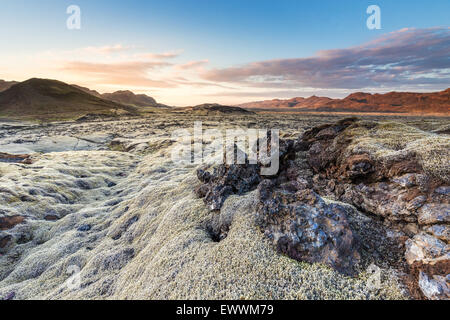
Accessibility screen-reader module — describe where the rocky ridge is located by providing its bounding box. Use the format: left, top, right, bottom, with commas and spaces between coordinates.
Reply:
195, 118, 449, 299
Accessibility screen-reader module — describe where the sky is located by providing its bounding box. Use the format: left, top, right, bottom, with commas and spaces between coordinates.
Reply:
0, 0, 449, 106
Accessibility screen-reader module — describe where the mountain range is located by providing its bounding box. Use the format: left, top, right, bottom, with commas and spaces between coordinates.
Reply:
0, 78, 448, 121
72, 85, 169, 108
0, 79, 140, 121
238, 89, 450, 115
0, 78, 167, 121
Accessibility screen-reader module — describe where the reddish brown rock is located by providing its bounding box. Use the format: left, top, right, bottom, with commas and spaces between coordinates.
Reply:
0, 152, 33, 164
44, 215, 60, 221
239, 88, 450, 115
256, 183, 360, 276
0, 215, 25, 230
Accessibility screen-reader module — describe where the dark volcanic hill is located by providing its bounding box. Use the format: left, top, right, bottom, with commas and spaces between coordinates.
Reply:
72, 86, 169, 109
238, 89, 450, 115
102, 90, 168, 108
0, 80, 19, 92
0, 78, 138, 121
178, 103, 255, 115
70, 84, 103, 98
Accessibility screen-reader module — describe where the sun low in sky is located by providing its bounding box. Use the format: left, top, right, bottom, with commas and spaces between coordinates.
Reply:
0, 0, 449, 106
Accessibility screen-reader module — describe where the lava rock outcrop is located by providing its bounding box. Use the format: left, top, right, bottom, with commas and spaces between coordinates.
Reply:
195, 135, 361, 276
195, 117, 449, 299
256, 180, 360, 275
296, 118, 449, 299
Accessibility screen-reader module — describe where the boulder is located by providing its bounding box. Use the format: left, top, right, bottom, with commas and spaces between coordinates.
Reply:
195, 140, 360, 275
256, 183, 360, 275
418, 272, 450, 300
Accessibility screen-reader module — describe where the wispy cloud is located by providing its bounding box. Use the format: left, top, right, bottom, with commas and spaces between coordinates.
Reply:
202, 27, 450, 90
53, 47, 189, 89
82, 44, 133, 54
61, 60, 175, 88
175, 59, 209, 70
136, 51, 182, 60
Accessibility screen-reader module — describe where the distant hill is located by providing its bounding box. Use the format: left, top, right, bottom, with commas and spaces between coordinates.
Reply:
103, 90, 155, 107
323, 89, 450, 114
0, 78, 139, 121
177, 103, 255, 115
0, 80, 19, 92
240, 96, 332, 109
72, 85, 169, 109
238, 89, 450, 115
102, 90, 170, 109
70, 84, 103, 98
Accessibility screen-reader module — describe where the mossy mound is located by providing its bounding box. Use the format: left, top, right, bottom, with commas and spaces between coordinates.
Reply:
0, 144, 407, 300
341, 120, 450, 183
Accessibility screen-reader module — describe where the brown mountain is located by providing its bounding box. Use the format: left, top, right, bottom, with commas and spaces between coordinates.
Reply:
0, 80, 19, 92
70, 84, 103, 98
0, 78, 138, 121
102, 90, 168, 108
72, 86, 169, 109
322, 89, 450, 114
239, 89, 450, 115
240, 96, 332, 109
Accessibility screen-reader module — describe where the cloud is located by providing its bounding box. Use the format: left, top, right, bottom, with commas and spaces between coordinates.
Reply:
205, 89, 346, 98
136, 51, 182, 60
175, 59, 209, 70
172, 79, 233, 89
83, 44, 132, 54
202, 27, 450, 90
61, 60, 175, 88
76, 45, 181, 60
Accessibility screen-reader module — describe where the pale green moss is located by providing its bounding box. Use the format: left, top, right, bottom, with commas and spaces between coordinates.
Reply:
342, 121, 450, 183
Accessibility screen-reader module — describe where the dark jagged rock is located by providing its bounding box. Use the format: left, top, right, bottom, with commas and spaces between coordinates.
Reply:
195, 136, 296, 211
195, 163, 261, 211
77, 224, 92, 232
256, 183, 360, 275
195, 139, 360, 275
195, 117, 449, 298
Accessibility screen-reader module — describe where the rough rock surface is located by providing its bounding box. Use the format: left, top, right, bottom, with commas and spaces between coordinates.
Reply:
295, 118, 449, 299
195, 138, 361, 276
195, 117, 449, 298
0, 153, 32, 164
2, 113, 446, 300
195, 162, 261, 211
256, 182, 360, 275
